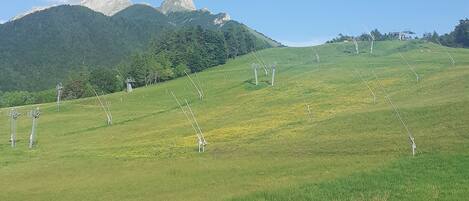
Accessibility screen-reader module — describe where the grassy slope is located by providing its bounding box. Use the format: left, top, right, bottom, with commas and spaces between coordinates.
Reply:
0, 41, 468, 201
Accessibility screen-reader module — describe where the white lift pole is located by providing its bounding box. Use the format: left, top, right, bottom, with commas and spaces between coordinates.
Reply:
126, 78, 135, 93
184, 100, 207, 152
369, 33, 375, 54
398, 53, 420, 82
271, 63, 277, 86
436, 39, 456, 66
92, 89, 112, 125
56, 83, 63, 112
353, 37, 359, 55
194, 72, 205, 98
374, 71, 417, 156
253, 51, 269, 76
171, 91, 207, 153
313, 48, 320, 63
185, 71, 204, 100
9, 108, 21, 148
355, 70, 377, 104
28, 107, 41, 149
252, 63, 259, 86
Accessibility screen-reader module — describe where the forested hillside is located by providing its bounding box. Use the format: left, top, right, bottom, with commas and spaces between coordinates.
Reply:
0, 4, 280, 93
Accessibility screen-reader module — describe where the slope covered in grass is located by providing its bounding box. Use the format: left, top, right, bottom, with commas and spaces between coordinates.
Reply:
0, 41, 468, 201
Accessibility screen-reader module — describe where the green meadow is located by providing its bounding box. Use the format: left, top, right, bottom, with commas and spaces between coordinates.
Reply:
0, 41, 468, 201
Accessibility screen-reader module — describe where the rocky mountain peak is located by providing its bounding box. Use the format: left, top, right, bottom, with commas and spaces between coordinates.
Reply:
160, 0, 196, 14
81, 0, 132, 16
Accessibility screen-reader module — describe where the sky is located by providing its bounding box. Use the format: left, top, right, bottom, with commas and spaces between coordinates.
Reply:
1, 0, 468, 46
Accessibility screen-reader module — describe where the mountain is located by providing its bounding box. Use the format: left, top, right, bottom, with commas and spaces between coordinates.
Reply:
81, 0, 132, 16
160, 0, 196, 14
11, 6, 51, 21
10, 0, 133, 21
0, 4, 281, 92
11, 0, 196, 21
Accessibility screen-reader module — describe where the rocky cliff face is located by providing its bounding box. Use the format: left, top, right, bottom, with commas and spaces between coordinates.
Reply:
11, 0, 132, 20
81, 0, 132, 16
160, 0, 196, 14
11, 0, 198, 21
214, 13, 231, 26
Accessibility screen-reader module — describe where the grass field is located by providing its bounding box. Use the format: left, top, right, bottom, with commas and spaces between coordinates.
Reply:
0, 41, 468, 201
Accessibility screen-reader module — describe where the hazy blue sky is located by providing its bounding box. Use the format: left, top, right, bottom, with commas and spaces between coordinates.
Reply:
1, 0, 468, 46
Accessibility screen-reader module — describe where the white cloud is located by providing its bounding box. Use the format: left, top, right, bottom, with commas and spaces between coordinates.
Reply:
0, 19, 5, 24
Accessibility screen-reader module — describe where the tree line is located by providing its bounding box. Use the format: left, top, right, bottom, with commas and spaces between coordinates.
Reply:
326, 29, 416, 43
327, 18, 469, 48
0, 25, 268, 107
422, 19, 469, 48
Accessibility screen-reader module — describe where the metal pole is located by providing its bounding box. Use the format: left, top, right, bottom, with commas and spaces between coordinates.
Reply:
170, 91, 205, 152
184, 99, 207, 152
253, 51, 268, 76
436, 39, 456, 66
373, 71, 417, 156
184, 71, 203, 100
355, 70, 377, 104
127, 82, 132, 93
11, 114, 16, 148
353, 38, 359, 54
194, 72, 205, 97
9, 108, 20, 148
253, 64, 258, 85
410, 137, 416, 156
29, 116, 36, 149
92, 89, 112, 125
398, 53, 420, 82
29, 107, 40, 149
271, 64, 276, 86
56, 83, 63, 112
369, 32, 375, 54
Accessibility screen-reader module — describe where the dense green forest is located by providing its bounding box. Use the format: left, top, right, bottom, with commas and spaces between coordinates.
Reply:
0, 4, 279, 107
0, 25, 272, 107
0, 4, 279, 93
327, 18, 469, 48
422, 19, 469, 47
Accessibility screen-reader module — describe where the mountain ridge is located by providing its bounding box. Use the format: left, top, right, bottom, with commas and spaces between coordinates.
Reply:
0, 4, 281, 92
10, 0, 200, 21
